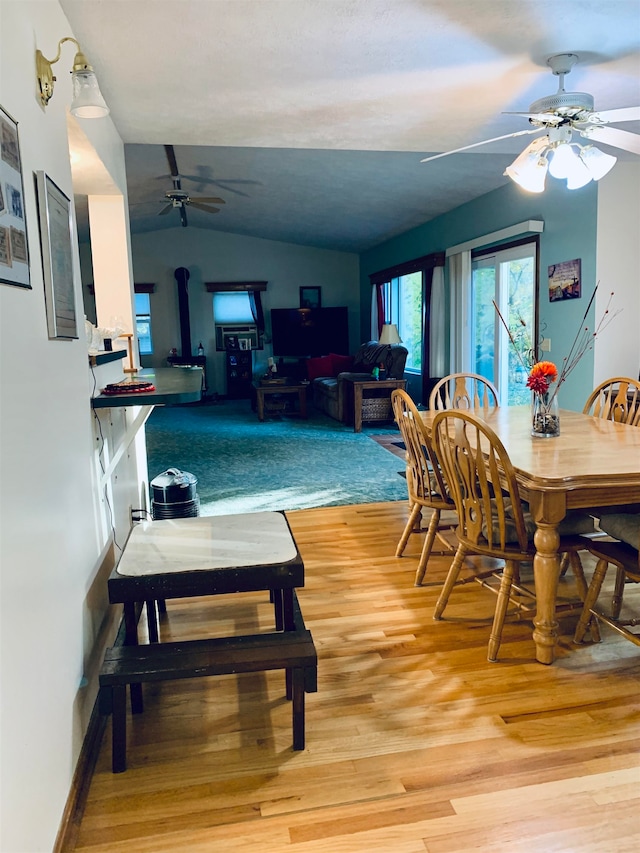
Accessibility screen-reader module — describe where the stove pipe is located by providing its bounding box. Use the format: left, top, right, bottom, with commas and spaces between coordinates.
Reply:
174, 267, 192, 357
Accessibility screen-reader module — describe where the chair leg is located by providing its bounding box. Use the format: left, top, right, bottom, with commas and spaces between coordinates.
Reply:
488, 561, 515, 662
433, 546, 467, 619
567, 552, 601, 643
414, 509, 441, 586
574, 558, 609, 644
396, 502, 423, 557
611, 567, 626, 619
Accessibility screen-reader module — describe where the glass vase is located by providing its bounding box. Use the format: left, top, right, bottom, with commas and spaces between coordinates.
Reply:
531, 389, 560, 437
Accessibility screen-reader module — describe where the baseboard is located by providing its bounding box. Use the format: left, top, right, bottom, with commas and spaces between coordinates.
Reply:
53, 615, 128, 852
52, 698, 107, 853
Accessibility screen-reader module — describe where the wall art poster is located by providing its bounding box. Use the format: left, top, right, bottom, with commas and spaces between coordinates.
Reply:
548, 258, 581, 302
0, 105, 30, 287
35, 171, 78, 339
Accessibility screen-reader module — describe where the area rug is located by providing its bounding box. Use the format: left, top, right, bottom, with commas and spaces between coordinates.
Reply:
145, 400, 407, 516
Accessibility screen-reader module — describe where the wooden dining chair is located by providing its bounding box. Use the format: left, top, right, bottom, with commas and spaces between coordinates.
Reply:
431, 409, 594, 661
429, 373, 499, 412
574, 514, 640, 647
583, 376, 640, 426
391, 390, 456, 585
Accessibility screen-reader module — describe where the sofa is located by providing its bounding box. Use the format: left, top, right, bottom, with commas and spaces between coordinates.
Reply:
307, 342, 408, 422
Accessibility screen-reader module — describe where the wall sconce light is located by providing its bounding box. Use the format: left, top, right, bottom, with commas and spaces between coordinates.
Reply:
36, 37, 109, 118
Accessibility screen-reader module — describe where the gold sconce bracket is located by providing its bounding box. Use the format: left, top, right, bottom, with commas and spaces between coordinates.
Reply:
36, 36, 108, 117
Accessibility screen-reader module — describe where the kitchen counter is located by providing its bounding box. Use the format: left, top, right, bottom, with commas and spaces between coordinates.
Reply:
91, 367, 203, 408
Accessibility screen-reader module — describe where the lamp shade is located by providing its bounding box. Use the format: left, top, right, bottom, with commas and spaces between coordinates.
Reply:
504, 136, 549, 193
378, 323, 402, 345
579, 146, 617, 181
70, 70, 109, 118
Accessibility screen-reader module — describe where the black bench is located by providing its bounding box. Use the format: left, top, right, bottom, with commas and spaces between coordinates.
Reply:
99, 629, 317, 772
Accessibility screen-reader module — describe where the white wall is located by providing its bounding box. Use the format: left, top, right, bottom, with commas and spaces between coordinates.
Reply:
129, 227, 360, 393
0, 3, 141, 850
594, 161, 640, 383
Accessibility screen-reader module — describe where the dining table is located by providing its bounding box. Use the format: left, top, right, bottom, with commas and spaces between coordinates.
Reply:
420, 405, 640, 663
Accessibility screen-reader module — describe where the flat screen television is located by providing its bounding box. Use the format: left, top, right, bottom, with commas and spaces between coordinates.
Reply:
270, 307, 349, 357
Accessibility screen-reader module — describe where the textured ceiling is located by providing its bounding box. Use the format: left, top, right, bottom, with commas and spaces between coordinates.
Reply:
59, 0, 640, 252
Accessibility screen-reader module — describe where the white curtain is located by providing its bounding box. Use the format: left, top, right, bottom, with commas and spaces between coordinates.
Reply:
429, 265, 446, 377
448, 250, 472, 373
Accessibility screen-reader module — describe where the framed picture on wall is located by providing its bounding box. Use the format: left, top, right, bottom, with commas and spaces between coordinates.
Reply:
35, 171, 78, 339
299, 286, 321, 309
548, 258, 581, 302
0, 105, 30, 288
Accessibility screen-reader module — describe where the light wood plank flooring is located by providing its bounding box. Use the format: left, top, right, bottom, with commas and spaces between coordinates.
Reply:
73, 502, 640, 852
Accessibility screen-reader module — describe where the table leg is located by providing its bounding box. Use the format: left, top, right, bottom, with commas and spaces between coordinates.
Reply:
256, 389, 265, 421
123, 602, 138, 645
282, 588, 295, 631
122, 602, 144, 710
272, 589, 284, 630
146, 600, 159, 642
532, 521, 561, 664
354, 385, 363, 433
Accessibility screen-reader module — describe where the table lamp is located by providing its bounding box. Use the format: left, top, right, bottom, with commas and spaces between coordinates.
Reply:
378, 324, 402, 345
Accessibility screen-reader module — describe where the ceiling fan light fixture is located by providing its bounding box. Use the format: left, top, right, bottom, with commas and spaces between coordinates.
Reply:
579, 145, 617, 181
504, 137, 549, 193
565, 159, 593, 189
548, 142, 581, 179
506, 158, 548, 193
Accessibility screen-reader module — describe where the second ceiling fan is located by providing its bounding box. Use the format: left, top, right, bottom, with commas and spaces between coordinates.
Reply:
160, 144, 225, 227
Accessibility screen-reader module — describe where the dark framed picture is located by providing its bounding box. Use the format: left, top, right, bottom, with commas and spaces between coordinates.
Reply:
0, 105, 30, 288
35, 171, 78, 339
300, 286, 321, 309
548, 258, 581, 302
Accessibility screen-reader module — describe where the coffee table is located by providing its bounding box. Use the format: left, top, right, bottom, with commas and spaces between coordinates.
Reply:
252, 379, 308, 421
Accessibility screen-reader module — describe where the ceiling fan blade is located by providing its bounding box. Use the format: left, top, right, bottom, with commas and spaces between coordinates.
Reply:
164, 144, 180, 178
195, 196, 226, 204
158, 203, 173, 216
583, 126, 640, 155
591, 105, 640, 124
420, 128, 543, 163
189, 201, 221, 214
179, 205, 188, 227
502, 111, 563, 124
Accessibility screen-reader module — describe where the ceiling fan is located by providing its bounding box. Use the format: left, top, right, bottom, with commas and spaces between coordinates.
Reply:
421, 54, 640, 192
159, 145, 226, 226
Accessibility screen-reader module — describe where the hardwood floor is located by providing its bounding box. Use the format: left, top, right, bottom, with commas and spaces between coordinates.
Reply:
73, 502, 640, 852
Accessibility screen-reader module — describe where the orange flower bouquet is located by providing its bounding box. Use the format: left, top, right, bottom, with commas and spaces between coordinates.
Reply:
526, 360, 558, 395
493, 285, 617, 437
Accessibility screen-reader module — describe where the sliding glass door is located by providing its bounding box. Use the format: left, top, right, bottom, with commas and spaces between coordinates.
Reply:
471, 241, 537, 405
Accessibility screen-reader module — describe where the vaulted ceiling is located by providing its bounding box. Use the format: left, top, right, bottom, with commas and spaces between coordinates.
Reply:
60, 0, 640, 252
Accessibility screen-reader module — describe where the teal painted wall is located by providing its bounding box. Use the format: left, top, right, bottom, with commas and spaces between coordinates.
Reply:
361, 179, 598, 411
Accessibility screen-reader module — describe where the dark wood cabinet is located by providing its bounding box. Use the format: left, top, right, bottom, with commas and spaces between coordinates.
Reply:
226, 350, 253, 398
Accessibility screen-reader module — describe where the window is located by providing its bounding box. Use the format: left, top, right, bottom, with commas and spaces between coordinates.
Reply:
471, 241, 537, 405
135, 292, 153, 355
386, 272, 423, 373
212, 292, 254, 324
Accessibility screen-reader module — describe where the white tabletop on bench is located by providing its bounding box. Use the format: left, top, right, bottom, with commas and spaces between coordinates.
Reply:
116, 512, 298, 576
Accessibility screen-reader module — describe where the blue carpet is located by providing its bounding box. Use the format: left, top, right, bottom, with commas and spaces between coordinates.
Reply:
145, 400, 407, 516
